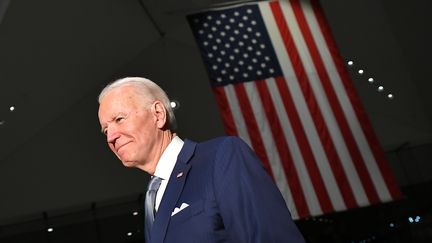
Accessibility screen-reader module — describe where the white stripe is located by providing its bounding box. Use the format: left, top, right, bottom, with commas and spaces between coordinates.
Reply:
266, 77, 323, 215
279, 0, 369, 205
260, 2, 347, 212
242, 81, 298, 218
224, 85, 252, 147
300, 0, 392, 201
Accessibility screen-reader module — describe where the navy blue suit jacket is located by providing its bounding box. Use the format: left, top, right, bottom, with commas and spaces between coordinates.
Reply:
149, 136, 305, 243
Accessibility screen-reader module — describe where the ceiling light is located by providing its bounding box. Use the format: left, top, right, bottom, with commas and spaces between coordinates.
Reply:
347, 60, 354, 66
170, 100, 180, 110
9, 106, 15, 111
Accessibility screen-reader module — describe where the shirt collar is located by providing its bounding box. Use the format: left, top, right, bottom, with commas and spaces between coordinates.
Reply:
153, 136, 184, 181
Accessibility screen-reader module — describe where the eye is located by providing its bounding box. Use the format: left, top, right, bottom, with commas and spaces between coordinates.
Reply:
115, 116, 124, 123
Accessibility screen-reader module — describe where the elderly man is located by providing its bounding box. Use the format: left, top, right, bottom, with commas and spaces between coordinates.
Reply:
98, 77, 305, 243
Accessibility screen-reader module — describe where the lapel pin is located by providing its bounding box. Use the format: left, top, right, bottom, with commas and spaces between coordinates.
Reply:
176, 172, 183, 178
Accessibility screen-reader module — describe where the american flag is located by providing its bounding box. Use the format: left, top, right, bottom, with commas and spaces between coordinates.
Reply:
187, 0, 401, 219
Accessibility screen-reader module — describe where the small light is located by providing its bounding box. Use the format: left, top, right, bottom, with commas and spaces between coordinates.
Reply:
47, 227, 54, 232
389, 223, 395, 228
377, 86, 384, 92
170, 100, 180, 110
358, 69, 364, 75
0, 120, 4, 126
387, 94, 394, 99
132, 211, 139, 216
9, 106, 15, 112
347, 60, 354, 66
368, 78, 374, 83
408, 217, 414, 223
127, 232, 133, 237
415, 216, 421, 222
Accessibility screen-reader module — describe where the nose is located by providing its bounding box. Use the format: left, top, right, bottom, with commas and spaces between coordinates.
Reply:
106, 126, 120, 145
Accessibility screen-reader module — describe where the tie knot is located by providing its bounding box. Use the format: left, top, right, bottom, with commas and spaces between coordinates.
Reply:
148, 176, 162, 192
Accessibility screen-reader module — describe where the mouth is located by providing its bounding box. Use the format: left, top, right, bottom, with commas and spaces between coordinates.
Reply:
116, 142, 131, 154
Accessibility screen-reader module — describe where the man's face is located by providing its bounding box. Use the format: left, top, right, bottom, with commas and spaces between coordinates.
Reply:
98, 86, 159, 169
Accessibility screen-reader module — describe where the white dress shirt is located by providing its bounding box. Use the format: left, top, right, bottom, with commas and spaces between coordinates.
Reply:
153, 136, 184, 211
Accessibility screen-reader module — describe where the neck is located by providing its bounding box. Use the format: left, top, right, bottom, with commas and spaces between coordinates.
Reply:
141, 130, 176, 175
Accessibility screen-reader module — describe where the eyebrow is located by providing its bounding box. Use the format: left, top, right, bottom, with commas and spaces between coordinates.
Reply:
100, 112, 128, 134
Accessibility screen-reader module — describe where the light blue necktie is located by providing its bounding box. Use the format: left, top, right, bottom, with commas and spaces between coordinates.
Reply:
145, 176, 162, 243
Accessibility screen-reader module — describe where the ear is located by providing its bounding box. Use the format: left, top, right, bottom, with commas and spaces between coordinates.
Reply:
151, 101, 167, 129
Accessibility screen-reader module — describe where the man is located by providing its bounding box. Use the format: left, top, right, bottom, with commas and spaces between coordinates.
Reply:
98, 77, 305, 243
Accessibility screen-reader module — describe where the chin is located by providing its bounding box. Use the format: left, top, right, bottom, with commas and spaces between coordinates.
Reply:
121, 160, 137, 168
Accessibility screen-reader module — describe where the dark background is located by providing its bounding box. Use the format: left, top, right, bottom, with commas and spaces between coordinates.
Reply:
0, 0, 431, 242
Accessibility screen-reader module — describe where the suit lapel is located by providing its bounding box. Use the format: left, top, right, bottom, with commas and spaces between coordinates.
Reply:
150, 139, 196, 243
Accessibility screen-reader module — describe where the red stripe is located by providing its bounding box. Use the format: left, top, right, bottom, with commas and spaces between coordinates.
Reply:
233, 83, 275, 180
310, 0, 402, 200
290, 0, 381, 204
213, 87, 238, 136
263, 77, 336, 214
270, 1, 358, 209
255, 79, 312, 216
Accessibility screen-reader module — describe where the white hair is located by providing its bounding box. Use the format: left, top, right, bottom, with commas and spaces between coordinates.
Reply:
98, 77, 177, 131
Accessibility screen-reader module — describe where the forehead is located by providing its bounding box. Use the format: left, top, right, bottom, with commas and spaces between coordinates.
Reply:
98, 86, 142, 115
